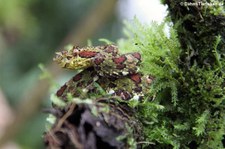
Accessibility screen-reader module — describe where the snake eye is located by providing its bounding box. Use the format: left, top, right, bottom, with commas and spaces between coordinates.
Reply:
73, 48, 80, 56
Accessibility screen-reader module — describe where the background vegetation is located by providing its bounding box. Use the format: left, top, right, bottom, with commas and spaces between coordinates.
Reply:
0, 0, 120, 148
0, 0, 224, 148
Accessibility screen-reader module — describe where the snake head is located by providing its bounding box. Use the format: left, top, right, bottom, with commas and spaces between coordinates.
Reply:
53, 46, 95, 70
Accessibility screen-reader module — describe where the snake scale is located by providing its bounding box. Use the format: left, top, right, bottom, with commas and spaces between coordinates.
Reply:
53, 45, 153, 102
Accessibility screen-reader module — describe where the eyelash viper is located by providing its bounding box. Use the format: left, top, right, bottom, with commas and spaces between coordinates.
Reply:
53, 45, 153, 101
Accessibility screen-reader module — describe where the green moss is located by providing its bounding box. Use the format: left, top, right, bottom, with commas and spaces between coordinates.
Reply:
118, 10, 225, 148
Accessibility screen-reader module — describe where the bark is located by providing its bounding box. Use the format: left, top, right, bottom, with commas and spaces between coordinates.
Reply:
44, 98, 142, 149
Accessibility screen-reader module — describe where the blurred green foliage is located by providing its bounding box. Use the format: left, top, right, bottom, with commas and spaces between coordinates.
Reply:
0, 0, 122, 105
0, 0, 121, 148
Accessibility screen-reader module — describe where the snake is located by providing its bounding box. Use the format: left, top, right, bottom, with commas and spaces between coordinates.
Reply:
53, 45, 153, 102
